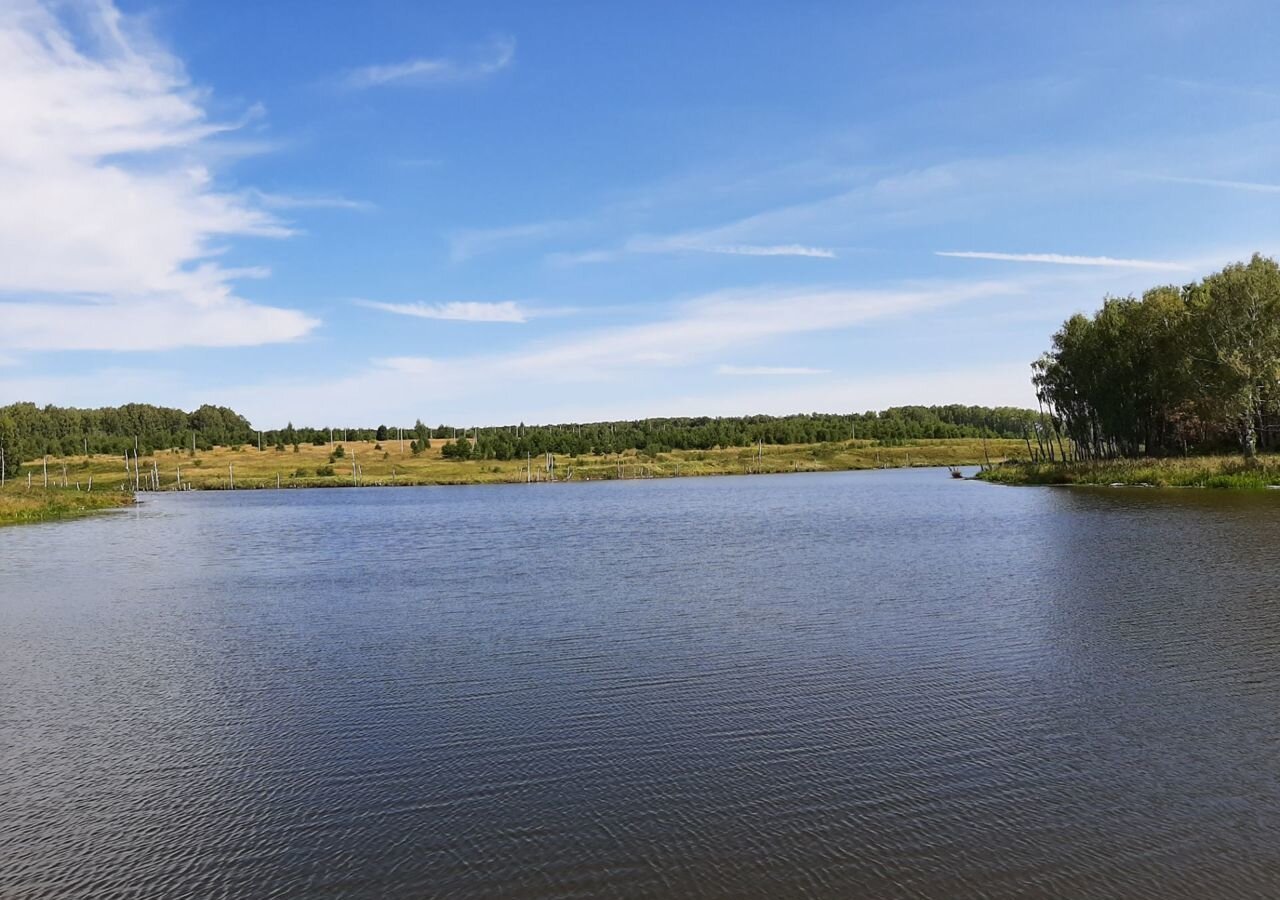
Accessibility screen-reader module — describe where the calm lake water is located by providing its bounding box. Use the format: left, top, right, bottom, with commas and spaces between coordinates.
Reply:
2, 469, 1278, 898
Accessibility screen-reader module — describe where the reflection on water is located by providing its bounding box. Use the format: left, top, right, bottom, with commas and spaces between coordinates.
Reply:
2, 470, 1278, 898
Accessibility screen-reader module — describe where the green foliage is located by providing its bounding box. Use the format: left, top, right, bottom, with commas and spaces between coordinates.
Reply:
414, 419, 430, 448
441, 437, 473, 460
333, 444, 345, 459
1034, 254, 1280, 460
981, 456, 1280, 489
315, 465, 335, 477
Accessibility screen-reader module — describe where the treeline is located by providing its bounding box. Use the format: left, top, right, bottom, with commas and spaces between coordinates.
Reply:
0, 403, 253, 476
0, 402, 1038, 476
1034, 253, 1280, 460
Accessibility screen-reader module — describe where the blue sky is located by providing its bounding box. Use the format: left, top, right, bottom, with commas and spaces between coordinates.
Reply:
3, 1, 1280, 427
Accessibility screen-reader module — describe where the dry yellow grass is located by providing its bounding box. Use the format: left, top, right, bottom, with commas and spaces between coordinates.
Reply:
29, 437, 1028, 492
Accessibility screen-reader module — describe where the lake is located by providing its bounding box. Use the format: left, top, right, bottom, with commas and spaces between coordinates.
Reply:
2, 469, 1278, 898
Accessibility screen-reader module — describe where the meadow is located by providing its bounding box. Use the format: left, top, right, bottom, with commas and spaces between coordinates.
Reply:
24, 437, 1027, 493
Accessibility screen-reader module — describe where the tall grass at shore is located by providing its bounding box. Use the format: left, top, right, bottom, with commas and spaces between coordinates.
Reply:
978, 456, 1280, 489
0, 485, 134, 526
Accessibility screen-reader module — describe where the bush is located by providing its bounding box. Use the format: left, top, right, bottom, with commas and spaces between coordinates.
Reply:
333, 444, 345, 459
316, 465, 335, 477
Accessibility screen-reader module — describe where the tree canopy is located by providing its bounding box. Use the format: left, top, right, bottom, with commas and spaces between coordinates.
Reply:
1033, 254, 1280, 459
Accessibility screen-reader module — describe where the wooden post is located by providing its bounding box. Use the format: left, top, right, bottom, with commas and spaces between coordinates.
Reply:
229, 463, 234, 490
43, 455, 47, 488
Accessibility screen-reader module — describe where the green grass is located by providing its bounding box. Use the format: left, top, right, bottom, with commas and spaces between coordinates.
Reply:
977, 455, 1280, 489
22, 437, 1028, 493
0, 484, 135, 526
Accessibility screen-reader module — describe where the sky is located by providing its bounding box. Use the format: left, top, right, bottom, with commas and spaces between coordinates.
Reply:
3, 0, 1280, 428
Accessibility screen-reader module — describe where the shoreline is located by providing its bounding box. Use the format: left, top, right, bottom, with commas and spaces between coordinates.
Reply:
977, 457, 1280, 490
0, 487, 135, 527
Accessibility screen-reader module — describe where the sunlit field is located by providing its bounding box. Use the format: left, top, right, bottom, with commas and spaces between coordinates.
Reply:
25, 437, 1028, 492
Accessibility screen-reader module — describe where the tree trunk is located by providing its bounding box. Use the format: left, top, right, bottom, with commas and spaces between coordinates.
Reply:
1242, 415, 1258, 460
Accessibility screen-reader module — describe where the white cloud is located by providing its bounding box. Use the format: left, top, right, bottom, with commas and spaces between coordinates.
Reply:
343, 37, 515, 89
1145, 174, 1280, 194
0, 0, 317, 352
716, 365, 829, 376
450, 220, 576, 261
247, 190, 374, 211
546, 249, 621, 266
935, 251, 1190, 271
550, 236, 837, 266
358, 300, 528, 323
206, 276, 1030, 426
699, 244, 836, 258
498, 280, 1019, 380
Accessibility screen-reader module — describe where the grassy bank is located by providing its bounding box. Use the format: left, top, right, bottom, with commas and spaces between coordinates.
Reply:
24, 437, 1026, 492
0, 485, 135, 527
978, 456, 1280, 489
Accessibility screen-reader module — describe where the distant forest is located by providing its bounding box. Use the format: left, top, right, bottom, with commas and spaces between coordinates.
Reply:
0, 402, 1039, 475
1035, 254, 1280, 460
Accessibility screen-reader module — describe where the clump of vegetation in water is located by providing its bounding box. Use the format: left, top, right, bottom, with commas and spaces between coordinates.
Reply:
0, 486, 133, 527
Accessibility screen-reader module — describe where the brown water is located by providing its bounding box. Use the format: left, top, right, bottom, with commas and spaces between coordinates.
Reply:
2, 469, 1278, 898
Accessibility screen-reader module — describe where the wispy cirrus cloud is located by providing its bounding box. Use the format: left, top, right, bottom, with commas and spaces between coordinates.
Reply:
358, 300, 528, 323
212, 277, 1034, 426
342, 36, 515, 89
247, 189, 374, 211
0, 0, 318, 352
450, 219, 578, 261
628, 236, 836, 259
699, 244, 836, 258
935, 251, 1190, 271
1144, 173, 1280, 194
716, 365, 829, 376
551, 235, 837, 266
